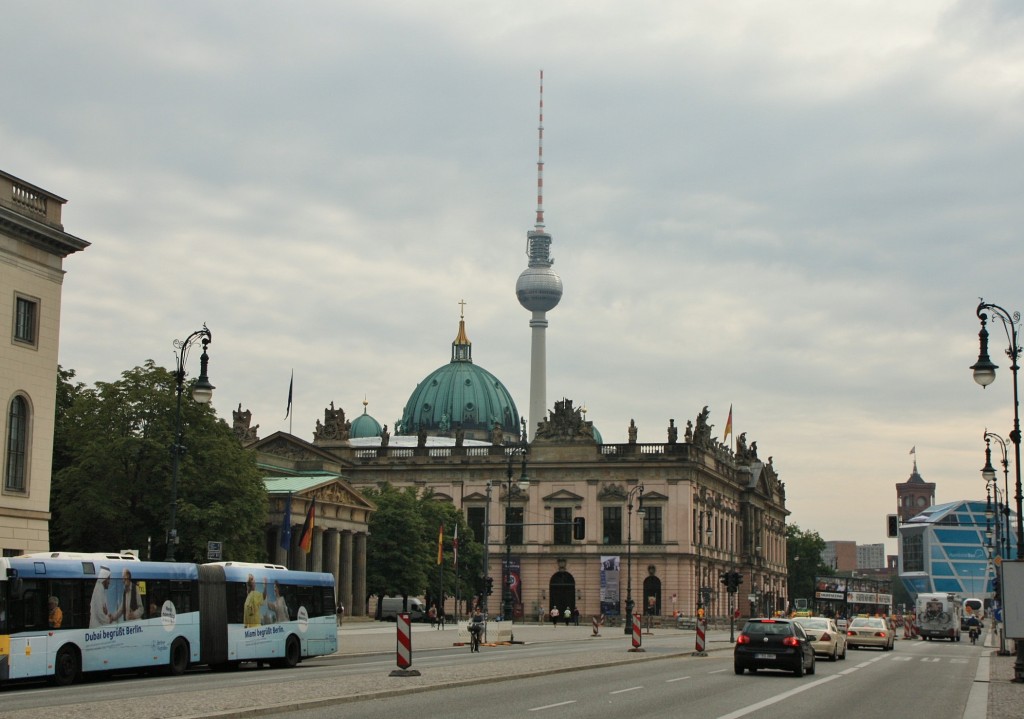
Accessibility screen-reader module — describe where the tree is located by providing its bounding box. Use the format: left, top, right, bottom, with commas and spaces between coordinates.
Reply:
363, 483, 484, 618
51, 361, 268, 562
786, 524, 829, 606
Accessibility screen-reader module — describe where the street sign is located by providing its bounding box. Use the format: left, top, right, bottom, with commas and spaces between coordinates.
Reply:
207, 541, 223, 561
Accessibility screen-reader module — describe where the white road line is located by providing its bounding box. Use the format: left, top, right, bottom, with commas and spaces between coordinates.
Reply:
530, 701, 577, 711
665, 676, 691, 683
708, 669, 728, 674
716, 675, 841, 719
610, 686, 644, 695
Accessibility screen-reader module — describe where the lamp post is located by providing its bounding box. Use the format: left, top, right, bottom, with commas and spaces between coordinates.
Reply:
624, 484, 645, 634
695, 506, 712, 613
166, 325, 214, 562
502, 441, 529, 624
983, 431, 1014, 560
971, 299, 1023, 681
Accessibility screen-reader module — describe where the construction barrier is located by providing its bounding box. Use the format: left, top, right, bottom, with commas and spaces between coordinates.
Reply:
693, 617, 707, 656
630, 612, 643, 650
592, 614, 604, 637
396, 612, 412, 668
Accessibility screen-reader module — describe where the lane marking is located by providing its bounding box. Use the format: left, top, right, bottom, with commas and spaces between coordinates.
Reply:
666, 676, 691, 683
716, 675, 841, 719
610, 686, 644, 695
708, 669, 728, 674
530, 701, 577, 711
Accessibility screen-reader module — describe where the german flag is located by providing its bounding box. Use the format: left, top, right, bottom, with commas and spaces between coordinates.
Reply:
298, 500, 316, 553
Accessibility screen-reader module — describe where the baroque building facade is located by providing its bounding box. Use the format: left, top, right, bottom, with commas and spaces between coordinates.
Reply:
242, 318, 790, 622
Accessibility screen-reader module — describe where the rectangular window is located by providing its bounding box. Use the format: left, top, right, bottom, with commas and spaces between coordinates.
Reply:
505, 506, 524, 545
553, 507, 572, 544
603, 506, 622, 544
467, 507, 486, 543
642, 506, 663, 545
902, 532, 924, 572
13, 295, 39, 346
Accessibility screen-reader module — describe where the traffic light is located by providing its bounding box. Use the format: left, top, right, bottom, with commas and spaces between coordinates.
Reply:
573, 516, 586, 540
720, 571, 730, 587
728, 571, 743, 592
887, 514, 899, 538
486, 577, 494, 595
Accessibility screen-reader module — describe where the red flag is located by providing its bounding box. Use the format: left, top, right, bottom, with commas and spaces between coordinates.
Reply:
298, 499, 316, 553
723, 404, 733, 441
436, 523, 444, 565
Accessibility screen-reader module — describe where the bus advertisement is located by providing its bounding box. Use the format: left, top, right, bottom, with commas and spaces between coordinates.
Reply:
0, 553, 338, 687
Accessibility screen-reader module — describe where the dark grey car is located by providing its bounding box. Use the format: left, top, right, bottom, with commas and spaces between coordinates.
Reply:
734, 618, 816, 676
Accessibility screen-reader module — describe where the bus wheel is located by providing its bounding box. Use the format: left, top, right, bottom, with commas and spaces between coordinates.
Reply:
169, 638, 190, 676
283, 636, 300, 668
51, 645, 80, 686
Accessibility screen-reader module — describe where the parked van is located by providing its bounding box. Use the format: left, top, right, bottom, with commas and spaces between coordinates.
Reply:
915, 592, 962, 641
379, 596, 427, 621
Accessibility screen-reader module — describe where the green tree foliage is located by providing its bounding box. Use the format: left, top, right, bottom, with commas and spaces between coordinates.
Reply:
363, 483, 483, 616
786, 524, 829, 604
51, 361, 268, 562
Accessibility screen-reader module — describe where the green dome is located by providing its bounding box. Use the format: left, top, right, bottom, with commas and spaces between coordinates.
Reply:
350, 401, 383, 439
399, 316, 520, 441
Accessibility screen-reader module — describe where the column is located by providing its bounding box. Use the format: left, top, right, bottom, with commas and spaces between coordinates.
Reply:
353, 532, 367, 617
311, 527, 324, 572
289, 524, 304, 570
323, 528, 340, 592
273, 525, 288, 566
340, 530, 354, 617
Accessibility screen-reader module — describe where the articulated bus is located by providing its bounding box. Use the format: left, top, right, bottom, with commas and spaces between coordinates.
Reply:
0, 553, 338, 686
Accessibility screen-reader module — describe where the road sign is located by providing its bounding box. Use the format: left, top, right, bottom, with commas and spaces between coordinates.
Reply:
207, 541, 223, 561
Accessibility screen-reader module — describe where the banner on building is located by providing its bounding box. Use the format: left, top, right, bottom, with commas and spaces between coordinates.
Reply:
601, 555, 621, 616
502, 556, 522, 619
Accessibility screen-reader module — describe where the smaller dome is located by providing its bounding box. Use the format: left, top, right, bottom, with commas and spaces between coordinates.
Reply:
349, 400, 383, 439
591, 424, 603, 444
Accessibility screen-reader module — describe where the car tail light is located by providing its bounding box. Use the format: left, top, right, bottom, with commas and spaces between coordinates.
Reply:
782, 636, 800, 647
819, 632, 832, 641
737, 634, 751, 645
875, 631, 887, 637
847, 630, 856, 636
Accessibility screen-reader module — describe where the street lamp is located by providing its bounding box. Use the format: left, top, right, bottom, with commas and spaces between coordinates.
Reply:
983, 431, 1013, 559
624, 484, 645, 634
695, 505, 712, 612
971, 299, 1023, 681
166, 325, 214, 562
503, 441, 529, 624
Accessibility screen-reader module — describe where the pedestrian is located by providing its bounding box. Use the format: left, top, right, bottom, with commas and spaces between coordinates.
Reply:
428, 604, 437, 628
550, 606, 559, 626
572, 607, 580, 626
564, 607, 571, 625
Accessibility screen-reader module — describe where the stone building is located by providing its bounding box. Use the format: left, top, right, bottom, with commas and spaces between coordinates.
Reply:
243, 316, 790, 622
0, 171, 88, 555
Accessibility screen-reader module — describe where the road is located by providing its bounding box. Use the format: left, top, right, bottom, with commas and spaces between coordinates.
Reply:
0, 623, 991, 719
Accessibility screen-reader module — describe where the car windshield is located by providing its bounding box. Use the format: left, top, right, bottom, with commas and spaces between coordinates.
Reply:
850, 618, 883, 627
745, 621, 792, 636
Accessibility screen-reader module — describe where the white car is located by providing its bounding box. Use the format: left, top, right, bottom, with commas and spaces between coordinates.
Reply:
795, 617, 848, 661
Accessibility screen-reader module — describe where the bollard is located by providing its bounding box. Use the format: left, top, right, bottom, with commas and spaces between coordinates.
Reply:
389, 612, 421, 676
629, 612, 645, 652
692, 617, 707, 656
592, 614, 603, 637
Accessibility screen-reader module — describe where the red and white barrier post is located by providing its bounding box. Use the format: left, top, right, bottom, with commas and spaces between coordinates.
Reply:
692, 617, 708, 656
629, 612, 645, 652
592, 614, 604, 637
389, 612, 421, 676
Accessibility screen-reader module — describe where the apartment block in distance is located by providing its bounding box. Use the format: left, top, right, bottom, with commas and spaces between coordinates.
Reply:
0, 170, 88, 555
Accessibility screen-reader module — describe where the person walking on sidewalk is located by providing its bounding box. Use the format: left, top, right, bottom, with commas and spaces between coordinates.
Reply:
551, 606, 559, 626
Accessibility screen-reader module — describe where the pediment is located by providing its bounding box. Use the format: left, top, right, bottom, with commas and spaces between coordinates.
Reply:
463, 491, 490, 503
639, 490, 669, 503
542, 489, 585, 503
253, 431, 346, 466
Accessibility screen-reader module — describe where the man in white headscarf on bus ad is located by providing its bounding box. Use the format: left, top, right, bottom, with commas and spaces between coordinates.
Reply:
90, 566, 114, 628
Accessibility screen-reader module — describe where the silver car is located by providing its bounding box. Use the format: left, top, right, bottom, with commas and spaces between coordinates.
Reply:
795, 617, 847, 661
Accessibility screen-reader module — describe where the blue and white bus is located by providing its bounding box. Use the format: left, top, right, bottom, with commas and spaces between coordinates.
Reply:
0, 553, 338, 686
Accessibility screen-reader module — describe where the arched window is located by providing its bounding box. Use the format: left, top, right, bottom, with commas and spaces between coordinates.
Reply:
5, 395, 29, 492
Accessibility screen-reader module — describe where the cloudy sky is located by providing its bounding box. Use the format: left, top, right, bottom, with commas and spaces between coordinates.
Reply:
4, 1, 1023, 552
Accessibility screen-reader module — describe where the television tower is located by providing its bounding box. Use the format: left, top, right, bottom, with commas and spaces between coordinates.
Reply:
516, 70, 563, 439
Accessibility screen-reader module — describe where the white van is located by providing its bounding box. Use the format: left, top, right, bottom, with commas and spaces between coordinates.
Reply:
379, 596, 427, 621
915, 592, 962, 641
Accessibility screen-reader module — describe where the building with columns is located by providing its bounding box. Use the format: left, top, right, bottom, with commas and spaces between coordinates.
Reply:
238, 317, 790, 623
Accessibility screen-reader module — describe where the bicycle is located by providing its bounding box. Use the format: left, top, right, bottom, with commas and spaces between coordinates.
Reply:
469, 620, 485, 652
969, 625, 979, 645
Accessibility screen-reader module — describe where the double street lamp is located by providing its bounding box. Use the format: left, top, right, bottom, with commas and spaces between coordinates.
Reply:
971, 299, 1023, 680
695, 506, 713, 612
983, 431, 1013, 560
624, 484, 645, 634
503, 441, 529, 623
166, 326, 214, 562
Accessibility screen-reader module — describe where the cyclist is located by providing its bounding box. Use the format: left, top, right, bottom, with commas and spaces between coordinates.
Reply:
966, 613, 981, 645
469, 609, 486, 652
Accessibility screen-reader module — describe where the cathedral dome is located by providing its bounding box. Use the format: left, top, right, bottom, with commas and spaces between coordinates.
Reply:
349, 400, 383, 439
399, 314, 520, 442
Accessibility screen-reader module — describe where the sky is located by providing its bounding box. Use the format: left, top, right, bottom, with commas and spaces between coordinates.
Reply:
4, 1, 1023, 553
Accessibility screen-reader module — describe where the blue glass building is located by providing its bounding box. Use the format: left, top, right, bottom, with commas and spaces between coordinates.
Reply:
898, 499, 1018, 601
